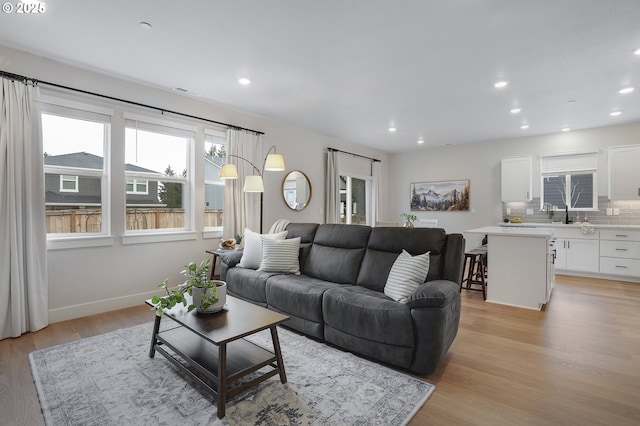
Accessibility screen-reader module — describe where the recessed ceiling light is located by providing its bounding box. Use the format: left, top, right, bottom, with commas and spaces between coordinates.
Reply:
139, 22, 152, 30
510, 107, 521, 114
494, 81, 509, 89
238, 77, 251, 85
388, 126, 397, 132
417, 138, 424, 144
520, 124, 530, 130
561, 127, 571, 132
618, 86, 635, 94
610, 110, 622, 117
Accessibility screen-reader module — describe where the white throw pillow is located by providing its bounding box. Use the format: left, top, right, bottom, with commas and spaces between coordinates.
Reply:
384, 249, 430, 303
238, 229, 288, 269
259, 237, 301, 274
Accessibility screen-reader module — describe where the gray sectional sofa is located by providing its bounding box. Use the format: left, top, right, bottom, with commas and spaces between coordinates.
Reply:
219, 223, 465, 375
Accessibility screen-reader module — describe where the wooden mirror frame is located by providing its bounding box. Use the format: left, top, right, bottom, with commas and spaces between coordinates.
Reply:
282, 170, 312, 211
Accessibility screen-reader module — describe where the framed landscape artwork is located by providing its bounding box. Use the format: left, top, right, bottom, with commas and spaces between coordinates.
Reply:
410, 179, 470, 212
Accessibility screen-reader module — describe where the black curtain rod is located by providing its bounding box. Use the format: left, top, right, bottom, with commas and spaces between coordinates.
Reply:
328, 147, 380, 162
0, 69, 264, 135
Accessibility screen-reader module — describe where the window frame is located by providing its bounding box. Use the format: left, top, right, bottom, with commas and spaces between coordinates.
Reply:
540, 153, 598, 212
39, 94, 226, 248
41, 100, 112, 241
59, 174, 79, 192
123, 114, 195, 235
203, 129, 228, 232
126, 178, 149, 195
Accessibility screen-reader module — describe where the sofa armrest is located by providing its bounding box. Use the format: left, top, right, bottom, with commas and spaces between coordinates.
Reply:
406, 280, 460, 309
218, 250, 243, 268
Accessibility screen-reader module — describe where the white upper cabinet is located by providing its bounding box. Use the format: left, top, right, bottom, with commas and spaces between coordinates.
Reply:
608, 145, 640, 200
501, 156, 532, 202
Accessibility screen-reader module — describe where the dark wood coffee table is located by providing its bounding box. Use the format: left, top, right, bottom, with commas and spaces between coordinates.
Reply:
146, 295, 289, 419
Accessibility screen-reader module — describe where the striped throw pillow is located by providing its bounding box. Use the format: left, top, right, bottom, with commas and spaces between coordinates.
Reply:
384, 249, 430, 303
258, 237, 301, 274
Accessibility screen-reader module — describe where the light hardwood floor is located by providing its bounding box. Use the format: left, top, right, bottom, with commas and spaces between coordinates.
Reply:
1, 275, 639, 425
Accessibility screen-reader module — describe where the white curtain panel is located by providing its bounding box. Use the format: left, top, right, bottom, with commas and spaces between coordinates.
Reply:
324, 150, 340, 224
223, 129, 262, 238
0, 78, 48, 339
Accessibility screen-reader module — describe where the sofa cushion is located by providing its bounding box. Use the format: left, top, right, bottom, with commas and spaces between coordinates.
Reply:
238, 229, 287, 269
285, 223, 319, 243
384, 249, 430, 302
323, 286, 415, 347
357, 227, 446, 292
259, 237, 301, 274
224, 267, 279, 305
265, 274, 344, 324
302, 224, 371, 284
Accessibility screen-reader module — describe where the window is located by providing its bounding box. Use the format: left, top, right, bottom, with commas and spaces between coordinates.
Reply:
340, 175, 369, 225
125, 118, 193, 232
126, 179, 148, 194
59, 175, 78, 192
540, 153, 598, 210
42, 108, 110, 234
204, 130, 227, 229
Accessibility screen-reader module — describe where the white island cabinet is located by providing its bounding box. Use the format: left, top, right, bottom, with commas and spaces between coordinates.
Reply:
466, 226, 555, 311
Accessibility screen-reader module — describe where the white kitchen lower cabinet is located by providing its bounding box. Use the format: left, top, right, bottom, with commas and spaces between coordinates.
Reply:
554, 238, 599, 273
599, 230, 640, 278
552, 227, 600, 274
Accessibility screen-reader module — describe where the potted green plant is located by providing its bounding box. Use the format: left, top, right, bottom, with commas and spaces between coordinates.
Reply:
400, 213, 418, 228
150, 258, 227, 316
234, 233, 243, 250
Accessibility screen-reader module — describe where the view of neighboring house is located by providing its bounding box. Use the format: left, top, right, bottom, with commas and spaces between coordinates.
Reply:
43, 151, 226, 232
44, 152, 164, 209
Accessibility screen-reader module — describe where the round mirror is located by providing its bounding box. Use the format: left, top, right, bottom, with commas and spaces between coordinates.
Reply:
282, 170, 312, 211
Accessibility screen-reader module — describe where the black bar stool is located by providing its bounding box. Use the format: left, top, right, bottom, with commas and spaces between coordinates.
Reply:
461, 247, 488, 300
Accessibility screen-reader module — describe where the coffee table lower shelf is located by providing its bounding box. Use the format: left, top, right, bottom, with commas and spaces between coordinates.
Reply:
151, 325, 284, 418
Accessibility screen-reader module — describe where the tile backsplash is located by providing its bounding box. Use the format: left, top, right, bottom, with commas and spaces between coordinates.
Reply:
503, 197, 640, 225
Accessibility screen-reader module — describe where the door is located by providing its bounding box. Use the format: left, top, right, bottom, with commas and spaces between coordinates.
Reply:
340, 175, 370, 225
565, 239, 599, 272
554, 238, 568, 270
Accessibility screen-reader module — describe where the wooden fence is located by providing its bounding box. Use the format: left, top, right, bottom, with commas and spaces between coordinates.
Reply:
45, 209, 223, 233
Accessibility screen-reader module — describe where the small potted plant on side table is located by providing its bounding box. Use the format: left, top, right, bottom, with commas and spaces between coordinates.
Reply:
151, 258, 227, 316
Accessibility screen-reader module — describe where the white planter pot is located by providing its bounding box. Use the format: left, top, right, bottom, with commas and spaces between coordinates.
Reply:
191, 281, 227, 313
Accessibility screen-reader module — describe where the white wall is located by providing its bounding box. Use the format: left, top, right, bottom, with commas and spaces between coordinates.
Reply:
0, 44, 389, 322
6, 42, 637, 322
389, 121, 640, 249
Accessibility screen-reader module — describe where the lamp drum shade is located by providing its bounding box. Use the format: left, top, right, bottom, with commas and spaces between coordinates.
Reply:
243, 175, 265, 192
220, 163, 239, 179
265, 153, 286, 171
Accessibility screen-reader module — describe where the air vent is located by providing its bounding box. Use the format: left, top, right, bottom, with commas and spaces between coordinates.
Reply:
173, 87, 202, 97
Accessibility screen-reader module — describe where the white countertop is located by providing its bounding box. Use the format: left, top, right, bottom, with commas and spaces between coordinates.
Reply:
466, 226, 555, 238
500, 222, 640, 230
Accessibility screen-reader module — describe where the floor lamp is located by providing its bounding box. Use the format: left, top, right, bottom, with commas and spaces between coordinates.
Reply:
220, 145, 285, 233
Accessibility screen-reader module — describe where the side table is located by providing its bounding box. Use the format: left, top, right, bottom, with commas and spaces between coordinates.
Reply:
206, 249, 240, 280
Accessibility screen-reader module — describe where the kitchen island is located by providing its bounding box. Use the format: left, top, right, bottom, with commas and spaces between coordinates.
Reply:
465, 226, 555, 310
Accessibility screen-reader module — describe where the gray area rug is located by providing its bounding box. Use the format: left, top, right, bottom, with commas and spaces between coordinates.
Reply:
29, 322, 434, 425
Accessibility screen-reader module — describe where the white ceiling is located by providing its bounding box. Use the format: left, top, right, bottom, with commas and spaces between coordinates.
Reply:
1, 0, 640, 153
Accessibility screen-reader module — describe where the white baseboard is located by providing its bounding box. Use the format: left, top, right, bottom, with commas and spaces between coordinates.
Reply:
48, 290, 159, 323
555, 271, 640, 283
